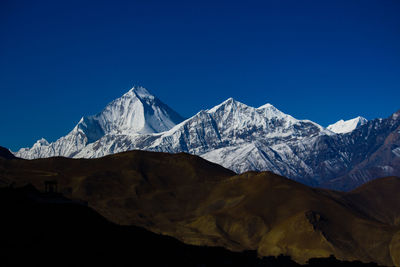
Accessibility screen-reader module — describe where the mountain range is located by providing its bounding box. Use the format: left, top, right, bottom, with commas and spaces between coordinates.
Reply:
15, 86, 400, 191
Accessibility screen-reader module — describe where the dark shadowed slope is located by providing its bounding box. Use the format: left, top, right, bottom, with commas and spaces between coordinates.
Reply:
1, 186, 384, 267
0, 150, 399, 266
0, 146, 16, 159
0, 185, 272, 267
320, 112, 400, 191
345, 177, 400, 226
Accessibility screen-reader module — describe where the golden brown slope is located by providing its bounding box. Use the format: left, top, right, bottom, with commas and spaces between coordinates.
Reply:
345, 176, 400, 226
184, 172, 398, 265
0, 150, 399, 266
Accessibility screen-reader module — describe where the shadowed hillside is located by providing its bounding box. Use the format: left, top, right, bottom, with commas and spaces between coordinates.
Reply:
0, 185, 384, 267
0, 149, 399, 266
0, 185, 267, 267
0, 146, 16, 159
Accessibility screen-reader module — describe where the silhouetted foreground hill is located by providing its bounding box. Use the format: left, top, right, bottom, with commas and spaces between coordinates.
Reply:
1, 150, 399, 265
0, 146, 16, 159
0, 186, 383, 267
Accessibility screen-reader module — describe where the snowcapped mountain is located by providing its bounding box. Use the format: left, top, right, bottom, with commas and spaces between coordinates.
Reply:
327, 116, 368, 134
76, 86, 184, 136
14, 86, 400, 190
16, 87, 184, 159
73, 97, 330, 180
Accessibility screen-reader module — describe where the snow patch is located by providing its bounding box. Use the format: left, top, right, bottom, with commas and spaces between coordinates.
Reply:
327, 116, 367, 134
392, 147, 400, 157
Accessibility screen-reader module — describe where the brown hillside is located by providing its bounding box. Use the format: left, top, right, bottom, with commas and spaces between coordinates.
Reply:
0, 150, 399, 266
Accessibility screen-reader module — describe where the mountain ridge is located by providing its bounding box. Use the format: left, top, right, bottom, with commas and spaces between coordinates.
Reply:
14, 86, 400, 191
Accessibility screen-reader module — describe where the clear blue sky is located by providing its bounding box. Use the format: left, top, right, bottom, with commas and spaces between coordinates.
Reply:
1, 0, 399, 151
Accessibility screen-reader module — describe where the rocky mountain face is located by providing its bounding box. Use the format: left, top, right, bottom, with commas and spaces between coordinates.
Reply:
15, 87, 400, 190
320, 111, 400, 190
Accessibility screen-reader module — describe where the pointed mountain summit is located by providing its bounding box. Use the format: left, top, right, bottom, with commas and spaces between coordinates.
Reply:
207, 98, 293, 122
327, 116, 368, 134
74, 86, 184, 140
16, 86, 184, 159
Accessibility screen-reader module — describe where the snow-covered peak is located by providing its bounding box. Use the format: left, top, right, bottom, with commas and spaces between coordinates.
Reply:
327, 116, 368, 134
77, 86, 184, 137
128, 86, 154, 100
256, 103, 295, 121
257, 103, 283, 116
257, 103, 273, 109
15, 86, 185, 159
34, 138, 49, 147
391, 110, 400, 121
15, 138, 50, 159
204, 98, 325, 129
60, 86, 183, 145
207, 98, 288, 119
207, 98, 248, 114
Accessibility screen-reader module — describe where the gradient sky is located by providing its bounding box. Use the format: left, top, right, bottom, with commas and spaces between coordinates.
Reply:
1, 0, 400, 151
